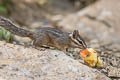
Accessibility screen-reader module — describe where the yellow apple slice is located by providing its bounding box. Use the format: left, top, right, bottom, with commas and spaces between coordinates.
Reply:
80, 48, 103, 68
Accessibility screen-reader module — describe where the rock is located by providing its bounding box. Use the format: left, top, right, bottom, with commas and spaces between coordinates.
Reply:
0, 77, 6, 80
108, 66, 120, 78
89, 39, 100, 48
0, 41, 110, 80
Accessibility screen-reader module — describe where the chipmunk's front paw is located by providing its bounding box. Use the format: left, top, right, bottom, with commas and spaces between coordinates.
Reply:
33, 46, 46, 51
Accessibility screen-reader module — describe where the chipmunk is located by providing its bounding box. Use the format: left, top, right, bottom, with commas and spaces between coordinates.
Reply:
0, 17, 87, 51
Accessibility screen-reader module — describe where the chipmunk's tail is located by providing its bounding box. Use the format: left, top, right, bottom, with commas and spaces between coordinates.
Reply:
0, 17, 34, 39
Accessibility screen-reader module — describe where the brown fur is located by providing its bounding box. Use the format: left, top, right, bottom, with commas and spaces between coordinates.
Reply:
0, 17, 87, 51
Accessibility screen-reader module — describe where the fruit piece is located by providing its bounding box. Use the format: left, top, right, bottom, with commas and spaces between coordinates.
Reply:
96, 57, 103, 68
80, 48, 103, 68
80, 48, 91, 59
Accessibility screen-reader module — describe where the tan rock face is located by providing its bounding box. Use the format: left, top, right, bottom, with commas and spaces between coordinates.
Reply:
0, 41, 110, 80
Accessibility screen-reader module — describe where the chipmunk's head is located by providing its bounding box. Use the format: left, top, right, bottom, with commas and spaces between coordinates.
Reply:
69, 30, 87, 49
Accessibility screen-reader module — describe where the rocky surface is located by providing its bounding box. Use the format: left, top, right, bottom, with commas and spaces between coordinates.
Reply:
0, 0, 120, 80
56, 0, 120, 79
0, 41, 110, 80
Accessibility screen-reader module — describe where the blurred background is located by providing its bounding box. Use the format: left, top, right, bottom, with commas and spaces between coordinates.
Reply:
0, 0, 98, 29
0, 0, 120, 43
0, 0, 120, 79
0, 0, 120, 46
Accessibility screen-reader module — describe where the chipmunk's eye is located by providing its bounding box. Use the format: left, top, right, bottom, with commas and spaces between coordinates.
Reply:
69, 32, 87, 48
69, 33, 81, 45
72, 33, 75, 38
77, 35, 87, 48
79, 40, 87, 48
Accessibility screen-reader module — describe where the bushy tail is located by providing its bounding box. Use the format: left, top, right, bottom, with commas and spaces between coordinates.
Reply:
0, 17, 33, 38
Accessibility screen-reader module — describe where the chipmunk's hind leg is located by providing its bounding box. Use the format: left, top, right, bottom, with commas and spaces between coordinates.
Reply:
32, 35, 49, 51
32, 40, 46, 51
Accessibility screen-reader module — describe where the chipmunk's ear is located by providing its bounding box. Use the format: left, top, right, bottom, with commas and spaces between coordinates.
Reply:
73, 30, 79, 38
